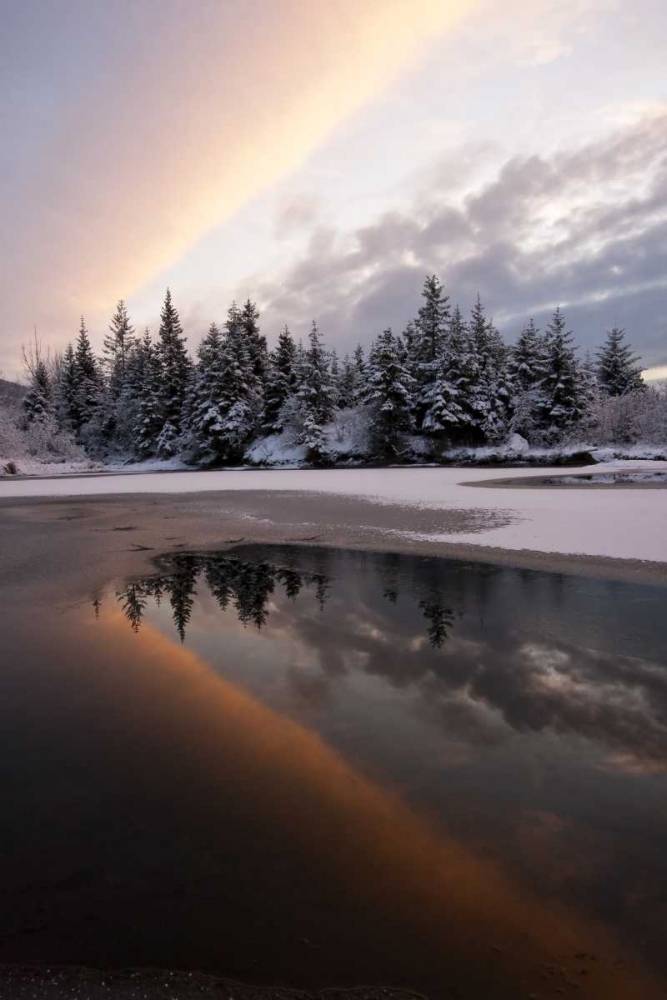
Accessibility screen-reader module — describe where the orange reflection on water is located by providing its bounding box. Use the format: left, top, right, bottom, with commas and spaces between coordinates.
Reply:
66, 605, 666, 998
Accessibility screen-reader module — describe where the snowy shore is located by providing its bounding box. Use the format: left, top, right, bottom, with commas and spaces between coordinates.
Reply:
2, 461, 666, 566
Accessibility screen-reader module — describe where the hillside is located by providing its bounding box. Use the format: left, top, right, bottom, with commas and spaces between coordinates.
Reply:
0, 378, 26, 406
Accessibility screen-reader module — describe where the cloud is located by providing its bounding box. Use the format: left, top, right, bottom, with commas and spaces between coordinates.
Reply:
274, 194, 323, 240
0, 0, 477, 374
254, 111, 667, 364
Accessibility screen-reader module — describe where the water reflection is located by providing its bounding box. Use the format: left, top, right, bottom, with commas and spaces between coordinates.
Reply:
110, 547, 667, 777
114, 550, 456, 647
2, 545, 666, 998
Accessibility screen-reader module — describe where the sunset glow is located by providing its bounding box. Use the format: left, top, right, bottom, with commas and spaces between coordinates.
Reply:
1, 0, 665, 375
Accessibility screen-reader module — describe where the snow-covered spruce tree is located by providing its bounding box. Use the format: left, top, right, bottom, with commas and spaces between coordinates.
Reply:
507, 318, 547, 440
596, 327, 645, 396
218, 302, 264, 456
467, 296, 510, 443
54, 342, 79, 431
294, 321, 336, 459
413, 274, 450, 426
155, 289, 192, 457
277, 338, 307, 436
262, 326, 296, 433
540, 306, 587, 441
485, 321, 512, 442
364, 328, 414, 458
185, 303, 261, 464
240, 298, 268, 387
337, 353, 355, 409
421, 303, 469, 443
23, 357, 52, 423
337, 344, 367, 409
353, 343, 366, 393
73, 317, 103, 434
329, 348, 341, 408
416, 275, 450, 364
185, 323, 230, 462
508, 319, 546, 392
131, 330, 164, 458
104, 300, 136, 400
97, 300, 137, 452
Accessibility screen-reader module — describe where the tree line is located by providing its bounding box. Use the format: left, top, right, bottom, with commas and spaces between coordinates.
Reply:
21, 275, 648, 463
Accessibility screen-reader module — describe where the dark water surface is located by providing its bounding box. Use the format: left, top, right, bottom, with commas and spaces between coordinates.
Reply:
1, 545, 666, 999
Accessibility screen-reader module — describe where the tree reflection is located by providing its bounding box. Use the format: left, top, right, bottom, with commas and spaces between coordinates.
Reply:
113, 550, 455, 648
418, 600, 455, 648
119, 582, 146, 633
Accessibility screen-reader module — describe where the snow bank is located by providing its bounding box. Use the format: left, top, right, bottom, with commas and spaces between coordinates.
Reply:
591, 444, 667, 463
2, 461, 667, 564
0, 457, 99, 477
247, 408, 371, 467
246, 433, 308, 468
105, 456, 192, 473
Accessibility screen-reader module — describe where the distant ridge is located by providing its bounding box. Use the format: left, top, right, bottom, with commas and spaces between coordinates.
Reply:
0, 378, 26, 405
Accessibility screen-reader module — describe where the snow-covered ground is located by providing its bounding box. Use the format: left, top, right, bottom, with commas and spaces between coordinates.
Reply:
2, 461, 667, 564
0, 457, 99, 476
546, 471, 667, 485
0, 456, 191, 477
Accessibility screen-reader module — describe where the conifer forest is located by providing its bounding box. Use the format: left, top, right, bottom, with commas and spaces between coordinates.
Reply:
16, 276, 664, 467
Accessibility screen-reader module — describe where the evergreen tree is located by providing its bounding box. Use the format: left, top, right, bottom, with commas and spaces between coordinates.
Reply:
187, 323, 229, 461
413, 275, 450, 425
155, 289, 192, 456
132, 330, 164, 457
212, 303, 263, 460
240, 298, 268, 385
509, 319, 546, 392
540, 307, 587, 438
338, 353, 356, 409
263, 326, 296, 433
104, 300, 135, 399
73, 316, 102, 431
416, 274, 450, 364
596, 327, 645, 396
507, 319, 547, 440
353, 343, 366, 391
467, 296, 510, 442
296, 321, 335, 455
365, 328, 414, 457
329, 348, 341, 408
95, 301, 136, 449
23, 358, 51, 423
55, 342, 78, 430
422, 304, 469, 440
337, 344, 366, 408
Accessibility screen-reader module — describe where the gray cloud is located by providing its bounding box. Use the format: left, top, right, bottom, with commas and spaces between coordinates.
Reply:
256, 113, 667, 367
274, 194, 323, 240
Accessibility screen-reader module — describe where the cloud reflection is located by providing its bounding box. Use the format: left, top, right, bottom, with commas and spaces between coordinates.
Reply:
113, 547, 667, 774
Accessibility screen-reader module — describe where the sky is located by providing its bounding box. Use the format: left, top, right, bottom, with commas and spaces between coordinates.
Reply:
1, 0, 666, 380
